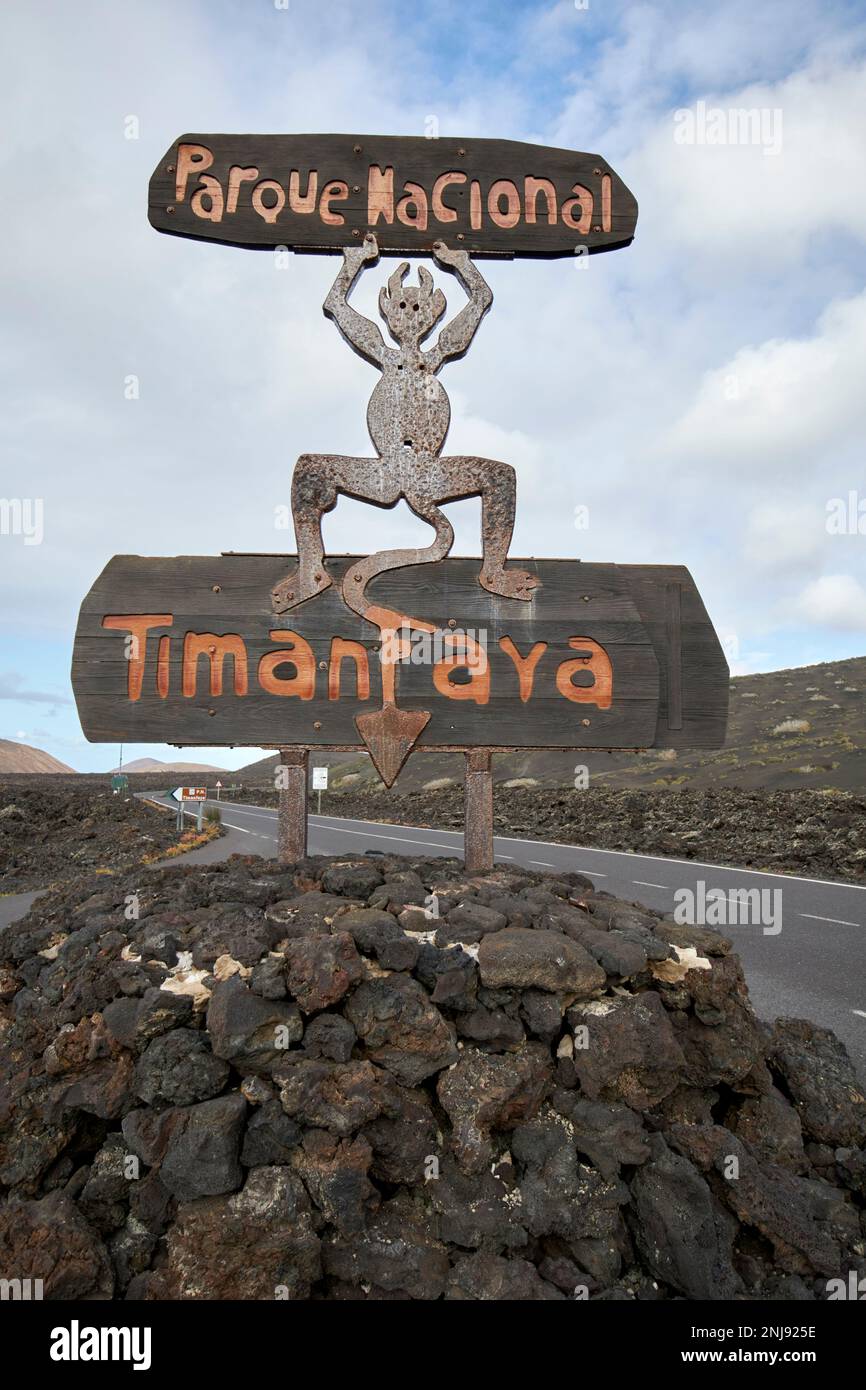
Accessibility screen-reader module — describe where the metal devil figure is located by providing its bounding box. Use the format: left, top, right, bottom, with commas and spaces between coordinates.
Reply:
72, 133, 728, 868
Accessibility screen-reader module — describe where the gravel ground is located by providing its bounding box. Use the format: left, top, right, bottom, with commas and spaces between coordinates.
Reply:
0, 788, 221, 892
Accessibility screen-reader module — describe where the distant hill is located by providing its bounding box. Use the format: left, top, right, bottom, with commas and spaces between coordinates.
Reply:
234, 655, 866, 793
107, 758, 228, 774
0, 739, 76, 775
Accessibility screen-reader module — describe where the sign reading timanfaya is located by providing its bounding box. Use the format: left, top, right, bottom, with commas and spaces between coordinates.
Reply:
148, 134, 638, 256
71, 555, 727, 753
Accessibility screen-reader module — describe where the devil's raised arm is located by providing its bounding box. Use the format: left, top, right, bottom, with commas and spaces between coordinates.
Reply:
323, 235, 386, 367
427, 242, 494, 368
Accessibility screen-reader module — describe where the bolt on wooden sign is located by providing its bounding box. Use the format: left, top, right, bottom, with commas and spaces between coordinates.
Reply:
147, 133, 638, 257
73, 131, 726, 789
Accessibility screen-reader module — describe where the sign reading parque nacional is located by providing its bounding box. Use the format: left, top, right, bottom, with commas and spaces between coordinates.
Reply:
73, 127, 726, 833
148, 133, 639, 256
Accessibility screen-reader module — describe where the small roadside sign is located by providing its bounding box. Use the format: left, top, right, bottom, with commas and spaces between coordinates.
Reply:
215, 780, 223, 801
171, 786, 207, 802
312, 765, 328, 814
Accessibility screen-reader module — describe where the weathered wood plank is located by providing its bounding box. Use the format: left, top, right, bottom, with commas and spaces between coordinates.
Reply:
622, 564, 729, 747
148, 134, 638, 258
72, 556, 726, 750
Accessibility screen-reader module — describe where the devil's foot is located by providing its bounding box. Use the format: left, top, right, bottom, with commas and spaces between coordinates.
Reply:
479, 566, 540, 601
271, 568, 332, 613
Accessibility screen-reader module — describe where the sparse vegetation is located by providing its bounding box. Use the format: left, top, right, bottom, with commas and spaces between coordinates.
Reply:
143, 822, 221, 862
772, 718, 811, 736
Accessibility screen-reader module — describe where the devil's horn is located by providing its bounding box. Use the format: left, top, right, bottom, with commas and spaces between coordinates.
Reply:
387, 262, 409, 296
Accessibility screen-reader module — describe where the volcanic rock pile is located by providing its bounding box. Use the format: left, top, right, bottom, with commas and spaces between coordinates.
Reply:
0, 852, 864, 1300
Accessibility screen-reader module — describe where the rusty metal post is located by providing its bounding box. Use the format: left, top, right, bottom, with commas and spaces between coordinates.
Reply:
464, 748, 493, 873
278, 747, 308, 863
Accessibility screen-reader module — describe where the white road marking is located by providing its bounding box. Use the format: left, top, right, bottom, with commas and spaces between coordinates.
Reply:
853, 1010, 866, 1019
530, 860, 555, 867
633, 880, 669, 890
309, 823, 460, 852
208, 799, 278, 815
304, 813, 865, 891
153, 800, 862, 895
799, 912, 860, 928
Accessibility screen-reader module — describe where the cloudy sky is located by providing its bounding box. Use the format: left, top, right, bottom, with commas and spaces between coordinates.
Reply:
1, 0, 865, 772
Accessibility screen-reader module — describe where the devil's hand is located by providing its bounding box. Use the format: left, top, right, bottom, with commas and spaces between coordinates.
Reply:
342, 232, 379, 274
432, 240, 468, 269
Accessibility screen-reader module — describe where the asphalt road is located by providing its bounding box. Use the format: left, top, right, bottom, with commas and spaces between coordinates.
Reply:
151, 793, 866, 1082
0, 889, 45, 933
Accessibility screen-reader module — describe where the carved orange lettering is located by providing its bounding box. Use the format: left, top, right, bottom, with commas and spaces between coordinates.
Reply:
397, 182, 429, 231
288, 170, 318, 213
226, 166, 259, 214
524, 176, 557, 226
601, 173, 612, 232
102, 615, 172, 702
320, 180, 349, 226
258, 630, 315, 699
433, 634, 490, 705
499, 637, 547, 702
183, 633, 248, 697
431, 172, 466, 223
157, 635, 170, 698
367, 166, 394, 224
561, 183, 593, 234
190, 175, 224, 223
251, 179, 285, 224
470, 179, 482, 230
488, 179, 520, 229
555, 637, 612, 708
175, 144, 213, 202
329, 638, 370, 700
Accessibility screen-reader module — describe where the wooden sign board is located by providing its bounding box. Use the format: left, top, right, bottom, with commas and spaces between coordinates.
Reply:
148, 134, 638, 258
71, 555, 727, 751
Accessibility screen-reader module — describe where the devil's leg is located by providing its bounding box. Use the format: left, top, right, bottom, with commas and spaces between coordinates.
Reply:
419, 456, 540, 601
271, 454, 400, 612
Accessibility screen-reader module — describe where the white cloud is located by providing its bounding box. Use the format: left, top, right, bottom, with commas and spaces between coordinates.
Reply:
661, 288, 866, 480
794, 574, 866, 631
635, 57, 866, 267
742, 503, 826, 576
